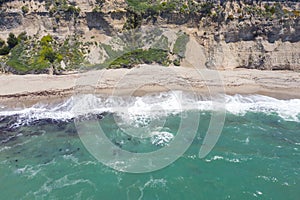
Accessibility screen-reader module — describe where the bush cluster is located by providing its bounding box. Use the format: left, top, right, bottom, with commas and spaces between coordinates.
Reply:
4, 34, 84, 74
0, 33, 25, 55
109, 48, 169, 68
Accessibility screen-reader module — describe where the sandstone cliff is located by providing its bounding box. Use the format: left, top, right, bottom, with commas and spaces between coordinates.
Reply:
0, 0, 299, 73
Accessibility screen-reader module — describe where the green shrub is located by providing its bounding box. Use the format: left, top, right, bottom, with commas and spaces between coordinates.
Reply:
41, 46, 57, 63
123, 12, 143, 30
66, 5, 80, 16
17, 32, 28, 42
45, 1, 51, 10
7, 33, 18, 49
92, 6, 102, 13
0, 38, 5, 47
0, 45, 10, 55
41, 35, 53, 46
173, 58, 180, 66
227, 14, 234, 21
4, 32, 84, 73
21, 5, 29, 14
292, 10, 300, 17
264, 4, 276, 15
58, 37, 84, 69
95, 0, 105, 8
126, 0, 151, 13
6, 44, 29, 72
173, 32, 189, 58
49, 7, 57, 16
55, 14, 61, 22
152, 35, 169, 51
200, 2, 214, 15
109, 48, 169, 68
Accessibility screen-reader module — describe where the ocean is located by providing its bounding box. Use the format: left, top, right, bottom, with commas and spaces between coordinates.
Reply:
0, 92, 299, 199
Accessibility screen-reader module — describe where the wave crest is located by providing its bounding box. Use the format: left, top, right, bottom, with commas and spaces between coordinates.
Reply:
0, 92, 299, 128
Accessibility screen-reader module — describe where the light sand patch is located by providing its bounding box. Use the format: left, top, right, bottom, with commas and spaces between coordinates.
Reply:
0, 64, 299, 106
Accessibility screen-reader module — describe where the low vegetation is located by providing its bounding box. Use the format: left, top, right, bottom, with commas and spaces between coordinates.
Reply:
123, 0, 300, 28
109, 48, 169, 69
123, 0, 214, 29
21, 5, 29, 14
2, 33, 84, 74
97, 27, 189, 69
173, 32, 189, 59
48, 1, 81, 18
0, 33, 24, 56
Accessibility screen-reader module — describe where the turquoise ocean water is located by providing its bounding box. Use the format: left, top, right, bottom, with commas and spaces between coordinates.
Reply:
0, 92, 299, 199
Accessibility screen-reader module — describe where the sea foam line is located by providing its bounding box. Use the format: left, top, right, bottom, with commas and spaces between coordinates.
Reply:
0, 92, 299, 126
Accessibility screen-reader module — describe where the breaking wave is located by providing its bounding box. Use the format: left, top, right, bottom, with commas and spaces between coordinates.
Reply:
0, 91, 299, 128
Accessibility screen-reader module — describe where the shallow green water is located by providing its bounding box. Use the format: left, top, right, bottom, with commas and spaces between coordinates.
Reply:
0, 110, 299, 200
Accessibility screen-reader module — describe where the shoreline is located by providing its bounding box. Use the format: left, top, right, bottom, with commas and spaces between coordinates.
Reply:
0, 65, 299, 107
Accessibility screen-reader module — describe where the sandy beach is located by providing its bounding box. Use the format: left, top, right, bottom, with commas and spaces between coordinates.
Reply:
0, 65, 299, 106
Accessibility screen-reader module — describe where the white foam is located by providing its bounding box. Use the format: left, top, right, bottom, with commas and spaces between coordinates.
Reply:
0, 92, 299, 127
143, 177, 167, 188
205, 155, 224, 162
205, 154, 252, 163
245, 137, 250, 144
225, 94, 300, 121
33, 175, 95, 197
62, 154, 79, 165
15, 165, 42, 179
256, 175, 278, 183
150, 131, 174, 146
0, 146, 11, 152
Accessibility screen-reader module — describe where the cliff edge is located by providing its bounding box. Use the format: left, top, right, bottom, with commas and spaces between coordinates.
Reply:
0, 0, 299, 74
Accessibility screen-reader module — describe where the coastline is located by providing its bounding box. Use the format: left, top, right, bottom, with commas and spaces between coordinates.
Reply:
0, 65, 299, 107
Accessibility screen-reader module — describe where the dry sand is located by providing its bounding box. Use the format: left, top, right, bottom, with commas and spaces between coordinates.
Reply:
0, 65, 299, 106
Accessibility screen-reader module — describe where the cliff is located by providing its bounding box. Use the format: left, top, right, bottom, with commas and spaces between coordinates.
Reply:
0, 0, 299, 74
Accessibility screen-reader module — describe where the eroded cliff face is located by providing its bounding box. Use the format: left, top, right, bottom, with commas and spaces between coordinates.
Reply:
188, 38, 300, 70
0, 0, 299, 72
190, 15, 300, 70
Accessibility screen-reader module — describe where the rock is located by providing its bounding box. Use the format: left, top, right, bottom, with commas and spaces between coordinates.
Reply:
0, 12, 23, 30
60, 60, 66, 70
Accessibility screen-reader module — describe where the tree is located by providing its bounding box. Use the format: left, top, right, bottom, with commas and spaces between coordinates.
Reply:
7, 33, 18, 49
